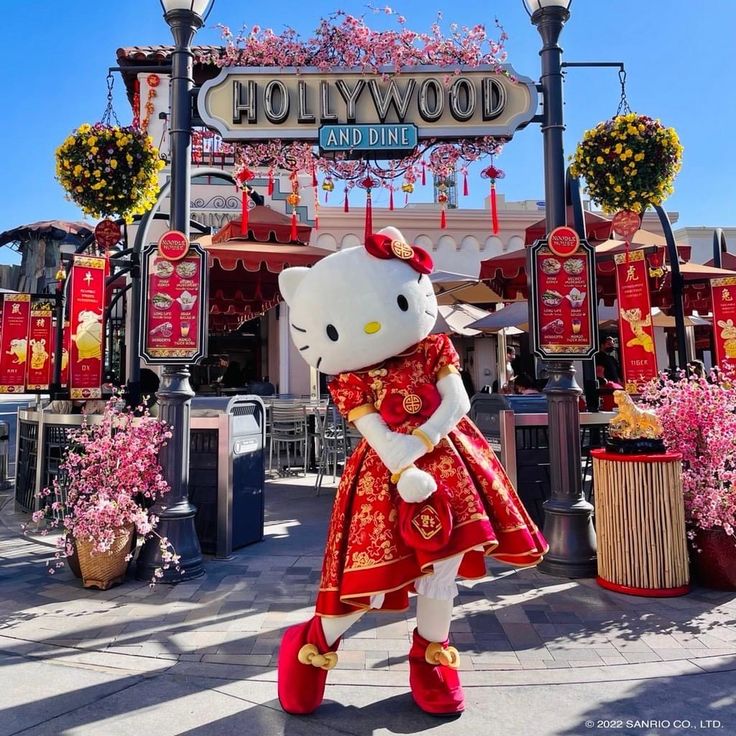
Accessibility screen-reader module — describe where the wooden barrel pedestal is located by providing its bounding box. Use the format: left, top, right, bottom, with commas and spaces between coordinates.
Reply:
591, 449, 689, 597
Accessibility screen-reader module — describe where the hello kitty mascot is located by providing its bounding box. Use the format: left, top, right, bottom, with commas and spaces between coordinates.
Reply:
277, 227, 548, 716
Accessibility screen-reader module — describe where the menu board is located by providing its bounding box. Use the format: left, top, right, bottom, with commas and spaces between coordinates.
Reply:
0, 294, 31, 393
26, 298, 54, 391
710, 277, 736, 368
530, 238, 598, 360
139, 241, 208, 365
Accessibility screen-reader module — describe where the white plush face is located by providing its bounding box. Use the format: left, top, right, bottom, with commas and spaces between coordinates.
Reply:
279, 230, 438, 375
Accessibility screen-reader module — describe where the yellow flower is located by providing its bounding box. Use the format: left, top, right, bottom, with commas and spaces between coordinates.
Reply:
614, 143, 623, 154
110, 159, 118, 169
596, 156, 604, 164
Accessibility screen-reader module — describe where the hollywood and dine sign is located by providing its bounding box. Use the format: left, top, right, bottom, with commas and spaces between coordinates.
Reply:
198, 65, 538, 154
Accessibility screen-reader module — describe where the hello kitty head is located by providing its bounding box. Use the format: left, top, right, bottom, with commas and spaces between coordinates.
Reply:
278, 227, 438, 375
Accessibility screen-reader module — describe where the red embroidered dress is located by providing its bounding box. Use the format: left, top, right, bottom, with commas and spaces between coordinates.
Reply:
316, 334, 548, 617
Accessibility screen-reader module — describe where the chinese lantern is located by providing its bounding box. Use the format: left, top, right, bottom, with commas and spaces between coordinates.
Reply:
436, 182, 449, 229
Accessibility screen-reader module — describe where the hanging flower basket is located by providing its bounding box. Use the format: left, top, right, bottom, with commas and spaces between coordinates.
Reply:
570, 113, 683, 214
55, 123, 165, 222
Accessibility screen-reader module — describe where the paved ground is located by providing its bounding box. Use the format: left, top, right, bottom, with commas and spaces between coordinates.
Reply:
2, 476, 736, 735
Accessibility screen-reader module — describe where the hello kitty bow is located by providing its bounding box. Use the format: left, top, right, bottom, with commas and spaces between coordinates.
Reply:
364, 234, 434, 275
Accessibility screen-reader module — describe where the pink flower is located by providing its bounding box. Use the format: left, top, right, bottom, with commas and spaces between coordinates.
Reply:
643, 369, 736, 539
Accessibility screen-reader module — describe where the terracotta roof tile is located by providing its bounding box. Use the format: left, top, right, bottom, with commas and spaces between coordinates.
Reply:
116, 45, 223, 63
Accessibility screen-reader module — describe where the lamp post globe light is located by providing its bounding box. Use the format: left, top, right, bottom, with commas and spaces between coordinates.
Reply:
135, 0, 215, 582
524, 0, 598, 578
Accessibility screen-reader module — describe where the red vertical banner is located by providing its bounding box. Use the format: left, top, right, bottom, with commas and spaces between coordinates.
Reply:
26, 299, 54, 391
0, 294, 31, 393
51, 321, 71, 388
68, 255, 108, 399
710, 277, 736, 367
615, 249, 658, 393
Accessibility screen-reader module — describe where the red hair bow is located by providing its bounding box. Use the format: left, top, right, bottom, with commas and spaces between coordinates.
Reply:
364, 233, 434, 275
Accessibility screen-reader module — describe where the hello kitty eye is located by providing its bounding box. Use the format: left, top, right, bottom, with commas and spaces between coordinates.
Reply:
326, 324, 339, 341
397, 294, 409, 312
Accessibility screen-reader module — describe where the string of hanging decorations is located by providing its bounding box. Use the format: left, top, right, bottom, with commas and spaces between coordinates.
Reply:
216, 10, 511, 233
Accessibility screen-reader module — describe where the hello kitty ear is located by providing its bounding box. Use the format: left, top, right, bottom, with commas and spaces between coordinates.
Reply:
278, 267, 310, 306
378, 226, 406, 243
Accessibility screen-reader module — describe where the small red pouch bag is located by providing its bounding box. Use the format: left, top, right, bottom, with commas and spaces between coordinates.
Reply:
398, 483, 453, 552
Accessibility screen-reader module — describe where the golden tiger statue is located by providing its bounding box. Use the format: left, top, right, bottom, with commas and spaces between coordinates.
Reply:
609, 390, 663, 440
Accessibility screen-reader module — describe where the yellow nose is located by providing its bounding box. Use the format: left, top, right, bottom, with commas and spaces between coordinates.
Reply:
364, 321, 381, 334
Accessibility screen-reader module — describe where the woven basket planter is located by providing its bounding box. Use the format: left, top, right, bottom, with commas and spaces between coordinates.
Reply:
74, 525, 135, 590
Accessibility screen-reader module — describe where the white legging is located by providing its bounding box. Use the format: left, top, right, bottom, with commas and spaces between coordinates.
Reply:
321, 554, 464, 647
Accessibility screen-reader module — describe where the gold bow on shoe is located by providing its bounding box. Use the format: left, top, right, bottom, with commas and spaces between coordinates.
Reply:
297, 643, 338, 670
425, 642, 461, 669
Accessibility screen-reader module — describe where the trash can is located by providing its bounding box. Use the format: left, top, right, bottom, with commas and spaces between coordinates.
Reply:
470, 394, 549, 528
592, 449, 689, 596
189, 395, 266, 557
0, 420, 9, 490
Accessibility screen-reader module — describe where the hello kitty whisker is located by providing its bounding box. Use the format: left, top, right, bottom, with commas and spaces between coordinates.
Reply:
316, 357, 322, 369
291, 324, 307, 333
298, 345, 310, 351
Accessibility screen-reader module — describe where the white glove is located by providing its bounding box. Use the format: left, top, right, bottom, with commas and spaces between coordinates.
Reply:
418, 372, 470, 446
353, 412, 427, 474
397, 467, 437, 503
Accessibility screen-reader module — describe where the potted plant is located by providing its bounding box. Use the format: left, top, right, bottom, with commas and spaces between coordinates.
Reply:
31, 398, 180, 589
570, 112, 683, 214
55, 122, 164, 222
643, 370, 736, 589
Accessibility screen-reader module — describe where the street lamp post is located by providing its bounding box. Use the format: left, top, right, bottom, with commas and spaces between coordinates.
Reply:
523, 0, 597, 577
136, 0, 214, 582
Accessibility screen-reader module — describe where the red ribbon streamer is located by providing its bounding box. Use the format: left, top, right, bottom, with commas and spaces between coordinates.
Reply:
267, 170, 274, 196
490, 184, 499, 235
389, 187, 394, 211
344, 189, 350, 213
241, 190, 249, 236
421, 161, 427, 186
440, 208, 447, 230
364, 192, 373, 242
463, 170, 469, 197
311, 166, 318, 188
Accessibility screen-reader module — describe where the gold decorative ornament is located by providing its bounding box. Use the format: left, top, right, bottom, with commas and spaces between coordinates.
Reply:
402, 394, 423, 414
425, 642, 461, 668
609, 391, 663, 440
297, 643, 338, 670
391, 240, 414, 260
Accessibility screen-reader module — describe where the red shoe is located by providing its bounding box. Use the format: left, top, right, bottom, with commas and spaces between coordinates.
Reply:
409, 628, 465, 716
277, 616, 339, 715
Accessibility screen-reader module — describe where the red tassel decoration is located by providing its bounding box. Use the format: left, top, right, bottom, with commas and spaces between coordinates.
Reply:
440, 208, 447, 229
490, 183, 499, 235
389, 186, 394, 211
421, 160, 426, 186
267, 169, 274, 196
364, 190, 373, 241
290, 211, 298, 242
241, 189, 249, 236
481, 164, 505, 238
405, 194, 409, 206
344, 188, 350, 213
311, 165, 318, 188
463, 169, 469, 197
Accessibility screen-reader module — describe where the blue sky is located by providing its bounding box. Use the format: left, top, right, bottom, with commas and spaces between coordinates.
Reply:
1, 1, 734, 265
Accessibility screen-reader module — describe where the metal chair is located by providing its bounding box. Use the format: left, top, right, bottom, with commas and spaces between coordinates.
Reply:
315, 403, 348, 494
268, 404, 309, 476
